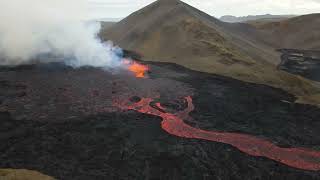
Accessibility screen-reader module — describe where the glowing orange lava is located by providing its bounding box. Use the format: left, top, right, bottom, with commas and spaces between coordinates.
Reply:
122, 59, 149, 78
114, 96, 320, 171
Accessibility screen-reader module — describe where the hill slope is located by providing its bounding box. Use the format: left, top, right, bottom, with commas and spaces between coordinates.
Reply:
101, 0, 320, 105
220, 14, 296, 23
251, 13, 320, 50
0, 169, 55, 180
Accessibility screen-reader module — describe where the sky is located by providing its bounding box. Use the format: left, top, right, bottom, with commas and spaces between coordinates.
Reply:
88, 0, 320, 20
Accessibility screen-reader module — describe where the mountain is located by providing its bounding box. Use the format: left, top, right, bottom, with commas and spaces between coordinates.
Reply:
251, 13, 320, 50
100, 0, 320, 105
220, 14, 296, 23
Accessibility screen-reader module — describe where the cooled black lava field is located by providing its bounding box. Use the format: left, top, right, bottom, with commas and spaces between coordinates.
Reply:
1, 61, 320, 180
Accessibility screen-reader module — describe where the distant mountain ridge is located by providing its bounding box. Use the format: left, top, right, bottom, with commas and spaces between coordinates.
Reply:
220, 14, 296, 23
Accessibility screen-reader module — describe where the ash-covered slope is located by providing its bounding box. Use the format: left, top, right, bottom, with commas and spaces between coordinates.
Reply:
252, 14, 320, 50
101, 0, 320, 105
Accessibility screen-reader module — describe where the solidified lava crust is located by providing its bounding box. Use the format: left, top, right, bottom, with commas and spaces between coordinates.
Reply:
1, 62, 320, 179
114, 96, 320, 171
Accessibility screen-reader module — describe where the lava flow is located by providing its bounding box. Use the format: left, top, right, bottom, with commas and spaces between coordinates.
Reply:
114, 96, 320, 171
122, 59, 149, 78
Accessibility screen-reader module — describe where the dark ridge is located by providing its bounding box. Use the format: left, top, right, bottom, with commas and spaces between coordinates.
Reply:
278, 49, 320, 82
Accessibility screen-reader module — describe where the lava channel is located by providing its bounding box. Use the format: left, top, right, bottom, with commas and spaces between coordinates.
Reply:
113, 96, 320, 171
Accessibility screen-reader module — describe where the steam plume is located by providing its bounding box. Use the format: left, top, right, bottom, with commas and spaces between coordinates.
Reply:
0, 0, 122, 68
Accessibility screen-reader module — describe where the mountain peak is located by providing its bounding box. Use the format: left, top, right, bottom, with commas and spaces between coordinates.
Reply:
157, 0, 180, 3
155, 0, 182, 6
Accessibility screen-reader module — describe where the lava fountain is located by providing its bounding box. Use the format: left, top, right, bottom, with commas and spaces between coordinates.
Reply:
113, 96, 320, 171
122, 59, 149, 78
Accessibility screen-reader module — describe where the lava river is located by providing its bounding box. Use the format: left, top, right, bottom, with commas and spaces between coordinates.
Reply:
114, 96, 320, 171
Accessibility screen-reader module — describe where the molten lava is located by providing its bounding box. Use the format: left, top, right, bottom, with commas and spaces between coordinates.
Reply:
114, 96, 320, 171
122, 59, 149, 78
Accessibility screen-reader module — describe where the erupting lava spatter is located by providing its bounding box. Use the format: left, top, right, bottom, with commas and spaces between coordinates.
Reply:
114, 96, 320, 171
122, 59, 149, 78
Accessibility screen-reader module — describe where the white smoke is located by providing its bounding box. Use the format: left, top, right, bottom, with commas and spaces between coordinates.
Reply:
0, 0, 122, 68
